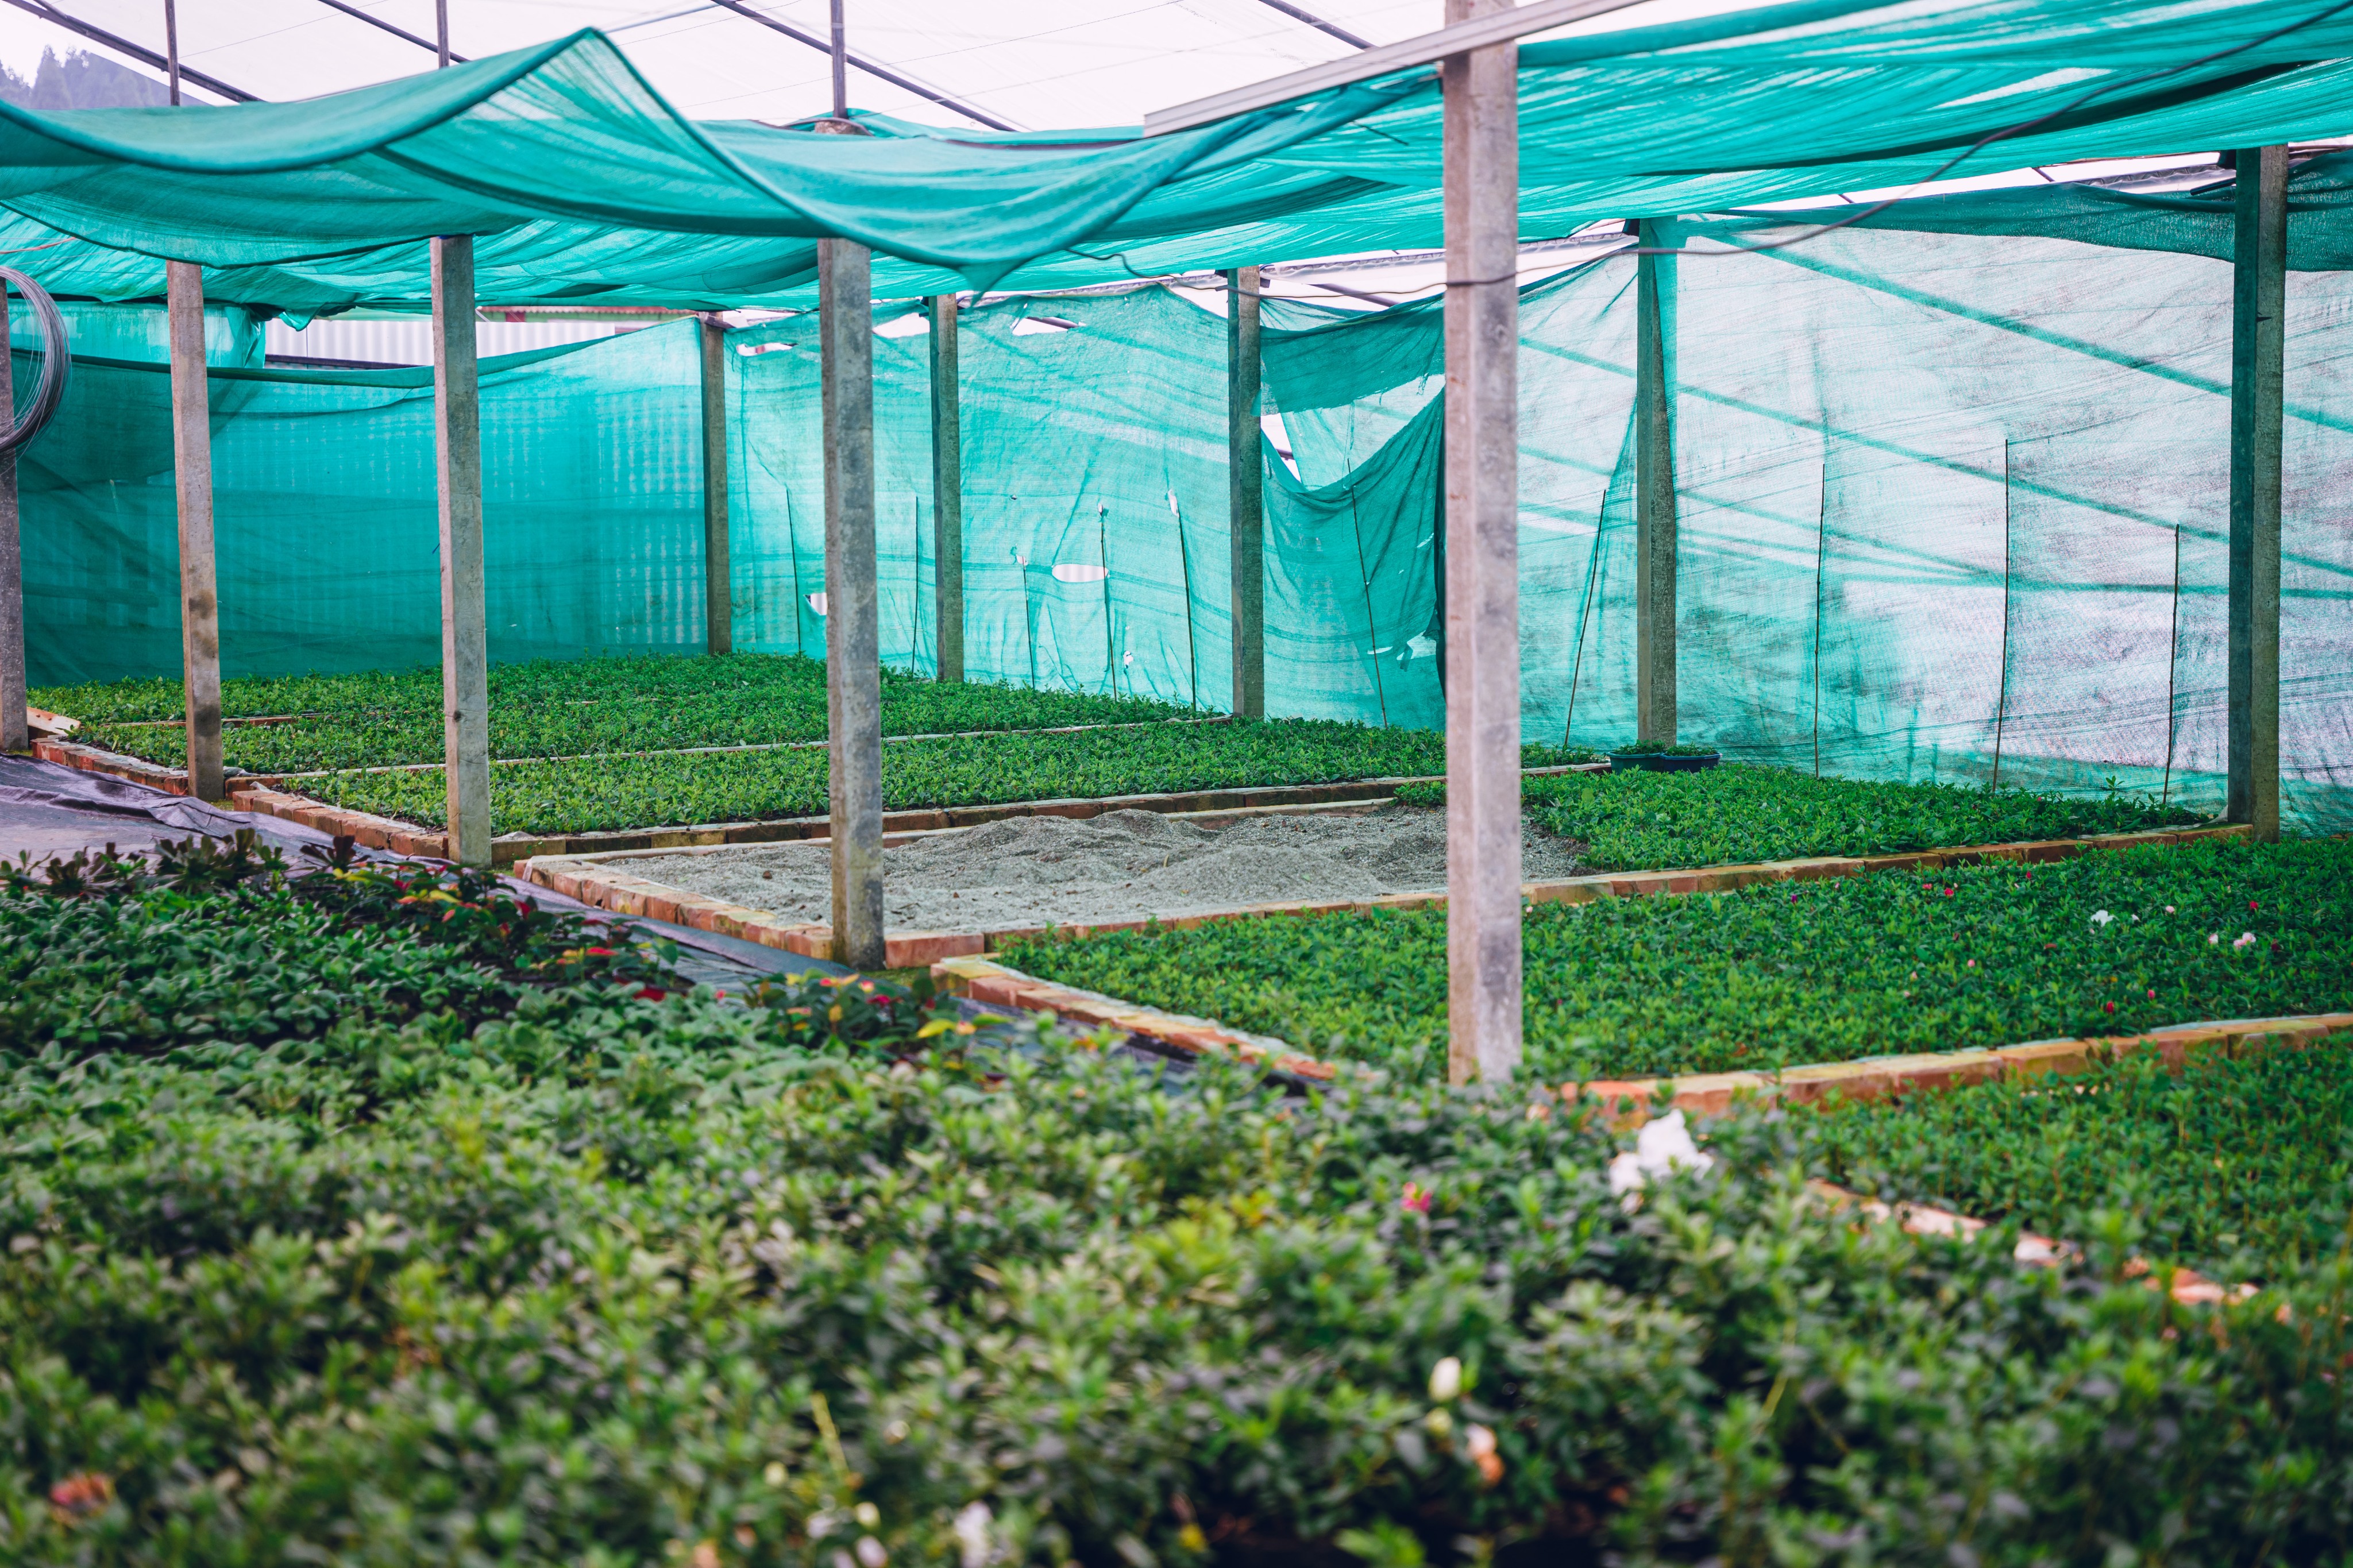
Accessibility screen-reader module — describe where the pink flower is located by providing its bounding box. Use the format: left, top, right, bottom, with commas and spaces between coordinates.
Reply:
1401, 1183, 1432, 1215
2104, 1002, 2116, 1013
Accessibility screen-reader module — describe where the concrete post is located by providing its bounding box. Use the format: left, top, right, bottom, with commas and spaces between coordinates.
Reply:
820, 236, 885, 968
1441, 0, 1521, 1085
1634, 219, 1677, 744
432, 235, 491, 866
167, 261, 224, 801
701, 312, 732, 656
0, 281, 22, 754
929, 292, 965, 682
1226, 266, 1266, 719
2228, 145, 2286, 843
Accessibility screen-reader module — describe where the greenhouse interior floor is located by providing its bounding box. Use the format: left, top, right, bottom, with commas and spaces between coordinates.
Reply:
595, 804, 1590, 933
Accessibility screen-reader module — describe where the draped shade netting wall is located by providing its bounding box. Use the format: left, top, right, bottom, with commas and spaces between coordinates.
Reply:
20, 212, 2353, 833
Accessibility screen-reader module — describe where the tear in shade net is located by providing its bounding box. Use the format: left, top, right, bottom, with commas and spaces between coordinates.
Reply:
20, 196, 2353, 835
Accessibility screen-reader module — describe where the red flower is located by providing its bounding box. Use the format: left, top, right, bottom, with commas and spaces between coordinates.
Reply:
2104, 1001, 2116, 1013
585, 946, 615, 956
637, 986, 667, 1002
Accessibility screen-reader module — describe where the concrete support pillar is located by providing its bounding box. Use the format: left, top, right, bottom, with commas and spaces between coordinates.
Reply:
929, 292, 964, 683
701, 312, 732, 656
820, 237, 885, 968
1226, 265, 1266, 719
1441, 0, 1521, 1085
0, 282, 23, 755
1634, 220, 1677, 744
167, 261, 223, 801
432, 235, 491, 866
2229, 145, 2286, 843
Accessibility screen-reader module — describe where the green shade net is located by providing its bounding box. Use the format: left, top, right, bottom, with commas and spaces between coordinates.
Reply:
722, 287, 1442, 728
26, 325, 707, 685
6, 0, 2353, 314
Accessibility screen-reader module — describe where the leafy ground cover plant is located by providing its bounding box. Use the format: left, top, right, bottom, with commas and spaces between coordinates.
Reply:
1803, 1036, 2353, 1277
1001, 836, 2353, 1082
6, 869, 2353, 1563
313, 720, 1586, 835
49, 655, 1197, 773
0, 836, 958, 1063
1394, 763, 2197, 870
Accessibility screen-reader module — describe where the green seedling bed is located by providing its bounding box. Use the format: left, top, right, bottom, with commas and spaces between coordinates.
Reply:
1395, 762, 2197, 869
308, 717, 1586, 835
1001, 836, 2353, 1083
40, 653, 1199, 773
1805, 1036, 2353, 1276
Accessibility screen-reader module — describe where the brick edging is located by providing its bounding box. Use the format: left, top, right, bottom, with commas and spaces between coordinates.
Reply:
234, 785, 453, 859
1807, 1180, 2247, 1307
931, 953, 1339, 1081
1579, 1010, 2353, 1126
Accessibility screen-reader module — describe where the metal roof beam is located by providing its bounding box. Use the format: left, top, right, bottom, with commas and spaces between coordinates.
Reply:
708, 0, 1022, 133
1145, 0, 1653, 134
313, 0, 469, 63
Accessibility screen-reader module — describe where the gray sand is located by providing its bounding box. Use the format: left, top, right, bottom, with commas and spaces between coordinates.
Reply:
607, 806, 1585, 933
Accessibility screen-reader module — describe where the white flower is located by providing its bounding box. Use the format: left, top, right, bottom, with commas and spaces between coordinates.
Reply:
1428, 1356, 1463, 1402
1607, 1111, 1716, 1208
857, 1536, 888, 1568
2234, 930, 2258, 949
2090, 910, 2113, 928
2209, 933, 2220, 945
1463, 1423, 1498, 1460
2165, 905, 2176, 913
954, 1504, 994, 1568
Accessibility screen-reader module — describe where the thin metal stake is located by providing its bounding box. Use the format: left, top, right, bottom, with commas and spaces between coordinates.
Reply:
1346, 482, 1388, 727
1991, 440, 2012, 793
1811, 455, 1828, 780
830, 0, 848, 120
164, 0, 180, 103
1098, 502, 1116, 695
1172, 495, 1199, 710
435, 0, 449, 67
2161, 523, 2183, 806
1560, 485, 1608, 748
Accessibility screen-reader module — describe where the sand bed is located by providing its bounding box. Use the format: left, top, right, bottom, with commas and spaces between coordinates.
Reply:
604, 806, 1586, 933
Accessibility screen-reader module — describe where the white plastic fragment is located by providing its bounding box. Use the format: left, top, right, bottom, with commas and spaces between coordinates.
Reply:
1608, 1110, 1716, 1208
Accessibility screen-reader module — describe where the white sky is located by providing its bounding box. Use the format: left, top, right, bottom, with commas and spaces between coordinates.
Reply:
0, 0, 1774, 128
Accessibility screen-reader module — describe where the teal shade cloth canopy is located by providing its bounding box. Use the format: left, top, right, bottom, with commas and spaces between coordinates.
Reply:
3, 0, 2353, 311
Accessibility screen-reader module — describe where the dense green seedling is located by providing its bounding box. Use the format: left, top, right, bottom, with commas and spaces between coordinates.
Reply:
54, 654, 1198, 771
1394, 762, 2198, 869
317, 720, 1584, 834
0, 838, 956, 1064
1002, 837, 2353, 1082
1803, 1038, 2353, 1276
7, 881, 2353, 1561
